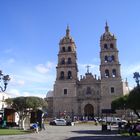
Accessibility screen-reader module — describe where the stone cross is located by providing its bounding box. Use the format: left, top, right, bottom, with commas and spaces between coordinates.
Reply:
86, 65, 90, 73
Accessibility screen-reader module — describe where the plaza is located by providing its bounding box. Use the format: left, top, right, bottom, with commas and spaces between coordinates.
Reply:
0, 124, 139, 140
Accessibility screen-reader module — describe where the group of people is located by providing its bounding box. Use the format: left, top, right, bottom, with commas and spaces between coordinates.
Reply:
125, 121, 140, 136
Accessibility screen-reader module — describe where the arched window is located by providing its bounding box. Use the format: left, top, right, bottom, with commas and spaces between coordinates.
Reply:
67, 71, 72, 79
104, 44, 108, 49
62, 47, 65, 52
105, 69, 109, 77
110, 43, 114, 49
60, 71, 64, 79
111, 55, 115, 61
104, 56, 108, 62
67, 57, 72, 64
61, 58, 65, 64
112, 69, 116, 77
68, 46, 72, 52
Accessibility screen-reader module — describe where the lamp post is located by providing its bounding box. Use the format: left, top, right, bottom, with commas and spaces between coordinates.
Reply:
71, 109, 74, 122
133, 72, 140, 87
0, 70, 10, 92
123, 103, 126, 119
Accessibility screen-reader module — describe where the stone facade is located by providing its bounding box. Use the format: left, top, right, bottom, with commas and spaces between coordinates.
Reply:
47, 23, 129, 119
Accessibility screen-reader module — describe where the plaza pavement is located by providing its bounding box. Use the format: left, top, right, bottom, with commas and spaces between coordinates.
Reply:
0, 124, 139, 140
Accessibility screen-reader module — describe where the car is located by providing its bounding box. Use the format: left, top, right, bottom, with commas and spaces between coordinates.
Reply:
101, 117, 123, 124
49, 119, 72, 126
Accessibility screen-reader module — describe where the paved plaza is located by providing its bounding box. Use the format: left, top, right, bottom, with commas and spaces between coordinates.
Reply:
0, 125, 139, 140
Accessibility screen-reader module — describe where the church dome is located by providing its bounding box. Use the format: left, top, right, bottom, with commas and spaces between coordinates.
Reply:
46, 90, 54, 97
59, 26, 75, 45
100, 22, 116, 41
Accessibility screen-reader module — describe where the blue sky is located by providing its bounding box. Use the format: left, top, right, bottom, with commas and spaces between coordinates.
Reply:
0, 0, 140, 98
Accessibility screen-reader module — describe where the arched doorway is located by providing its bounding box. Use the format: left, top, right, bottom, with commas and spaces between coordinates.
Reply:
84, 104, 94, 120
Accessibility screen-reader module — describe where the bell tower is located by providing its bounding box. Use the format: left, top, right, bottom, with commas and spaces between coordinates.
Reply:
100, 22, 123, 109
53, 26, 78, 117
56, 26, 78, 81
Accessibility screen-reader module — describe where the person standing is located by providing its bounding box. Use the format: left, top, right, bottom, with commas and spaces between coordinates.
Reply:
41, 118, 46, 130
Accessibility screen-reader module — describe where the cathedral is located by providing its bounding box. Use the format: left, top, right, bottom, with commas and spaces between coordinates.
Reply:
47, 23, 129, 119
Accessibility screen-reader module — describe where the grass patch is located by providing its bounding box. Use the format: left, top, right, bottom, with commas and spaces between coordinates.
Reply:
0, 129, 31, 135
121, 131, 140, 136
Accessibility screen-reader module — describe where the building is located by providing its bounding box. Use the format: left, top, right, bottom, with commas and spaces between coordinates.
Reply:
0, 92, 10, 110
47, 23, 129, 119
0, 92, 10, 124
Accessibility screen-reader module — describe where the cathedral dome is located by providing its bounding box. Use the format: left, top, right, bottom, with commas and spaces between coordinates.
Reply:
100, 22, 116, 41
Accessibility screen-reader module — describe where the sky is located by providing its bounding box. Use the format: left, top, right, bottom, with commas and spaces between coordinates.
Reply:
0, 0, 140, 98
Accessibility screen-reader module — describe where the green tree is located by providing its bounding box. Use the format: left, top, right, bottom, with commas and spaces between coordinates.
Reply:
127, 87, 140, 118
5, 96, 47, 130
111, 87, 140, 118
111, 95, 128, 110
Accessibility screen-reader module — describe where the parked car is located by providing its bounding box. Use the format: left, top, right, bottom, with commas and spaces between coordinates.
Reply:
101, 117, 127, 124
49, 119, 72, 126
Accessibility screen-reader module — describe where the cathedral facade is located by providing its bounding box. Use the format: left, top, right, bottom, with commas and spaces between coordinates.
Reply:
47, 23, 129, 119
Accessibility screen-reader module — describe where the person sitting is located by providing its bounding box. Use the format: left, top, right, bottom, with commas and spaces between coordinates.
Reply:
31, 122, 39, 133
129, 123, 138, 136
136, 123, 140, 132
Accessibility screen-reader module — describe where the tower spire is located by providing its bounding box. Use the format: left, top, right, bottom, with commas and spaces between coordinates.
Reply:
66, 25, 70, 37
105, 21, 109, 32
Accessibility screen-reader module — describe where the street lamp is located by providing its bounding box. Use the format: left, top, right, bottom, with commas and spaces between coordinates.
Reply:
71, 109, 74, 122
0, 70, 10, 92
133, 72, 140, 87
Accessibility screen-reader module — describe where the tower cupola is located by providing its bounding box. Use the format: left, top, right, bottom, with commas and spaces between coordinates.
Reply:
100, 22, 116, 41
59, 26, 75, 45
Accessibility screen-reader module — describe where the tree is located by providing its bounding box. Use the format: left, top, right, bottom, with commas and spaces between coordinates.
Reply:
127, 87, 140, 118
111, 87, 140, 118
5, 96, 47, 130
111, 95, 128, 110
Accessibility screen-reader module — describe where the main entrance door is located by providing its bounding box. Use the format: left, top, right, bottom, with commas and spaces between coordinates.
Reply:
84, 104, 94, 120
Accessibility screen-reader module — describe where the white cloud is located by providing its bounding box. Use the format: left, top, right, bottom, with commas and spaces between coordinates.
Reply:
9, 75, 25, 86
8, 89, 21, 97
35, 61, 54, 74
20, 91, 46, 98
7, 89, 45, 98
35, 64, 49, 74
22, 92, 30, 97
6, 61, 56, 97
17, 80, 25, 86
